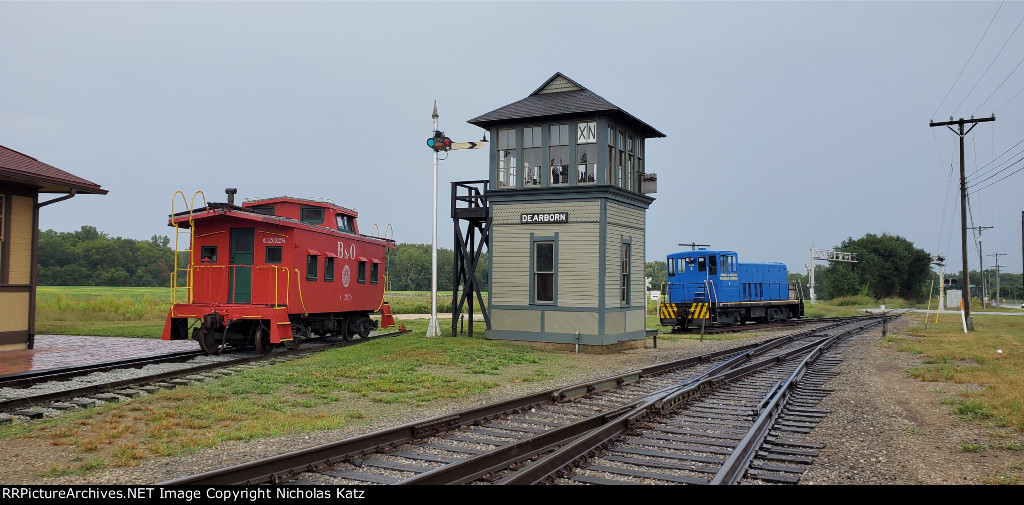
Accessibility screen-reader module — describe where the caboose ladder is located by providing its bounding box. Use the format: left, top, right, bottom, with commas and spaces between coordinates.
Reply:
170, 191, 206, 304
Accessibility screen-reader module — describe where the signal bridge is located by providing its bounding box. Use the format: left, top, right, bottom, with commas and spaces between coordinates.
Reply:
807, 244, 858, 305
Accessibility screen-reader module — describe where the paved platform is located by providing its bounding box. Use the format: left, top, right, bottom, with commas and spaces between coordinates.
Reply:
0, 335, 199, 376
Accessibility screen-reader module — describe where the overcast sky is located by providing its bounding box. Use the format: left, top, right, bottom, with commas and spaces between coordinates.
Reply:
3, 1, 1023, 281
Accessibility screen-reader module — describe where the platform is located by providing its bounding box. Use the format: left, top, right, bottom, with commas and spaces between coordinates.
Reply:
0, 335, 199, 376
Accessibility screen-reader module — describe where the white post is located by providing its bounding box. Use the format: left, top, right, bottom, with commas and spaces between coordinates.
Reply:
808, 244, 816, 305
427, 102, 441, 338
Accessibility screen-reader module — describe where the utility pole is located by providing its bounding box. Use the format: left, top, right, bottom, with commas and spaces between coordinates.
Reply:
969, 225, 993, 307
930, 115, 995, 328
989, 252, 1005, 307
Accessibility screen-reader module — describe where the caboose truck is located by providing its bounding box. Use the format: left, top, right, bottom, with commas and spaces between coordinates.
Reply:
658, 248, 804, 332
162, 188, 396, 354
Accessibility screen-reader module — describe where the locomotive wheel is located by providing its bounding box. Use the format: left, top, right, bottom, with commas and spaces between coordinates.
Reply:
254, 325, 273, 355
194, 327, 218, 355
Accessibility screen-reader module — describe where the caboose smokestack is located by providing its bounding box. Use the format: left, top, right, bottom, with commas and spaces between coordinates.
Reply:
226, 188, 237, 205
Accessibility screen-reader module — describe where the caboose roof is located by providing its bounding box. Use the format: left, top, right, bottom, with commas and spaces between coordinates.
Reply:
242, 196, 358, 216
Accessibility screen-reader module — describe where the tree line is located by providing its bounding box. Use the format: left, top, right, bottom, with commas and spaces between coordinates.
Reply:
34, 227, 1021, 302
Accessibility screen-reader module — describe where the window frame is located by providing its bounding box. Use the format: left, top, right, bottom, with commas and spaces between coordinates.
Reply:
358, 260, 367, 284
200, 245, 218, 263
265, 246, 283, 264
497, 128, 517, 188
306, 254, 318, 281
620, 241, 631, 305
324, 256, 335, 282
531, 235, 557, 304
300, 206, 325, 225
371, 261, 379, 284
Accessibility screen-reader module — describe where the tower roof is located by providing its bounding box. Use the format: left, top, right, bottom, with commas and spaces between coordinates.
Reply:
468, 72, 664, 138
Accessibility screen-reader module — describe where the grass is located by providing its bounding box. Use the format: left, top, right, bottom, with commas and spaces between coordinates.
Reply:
20, 289, 1024, 478
890, 312, 1024, 431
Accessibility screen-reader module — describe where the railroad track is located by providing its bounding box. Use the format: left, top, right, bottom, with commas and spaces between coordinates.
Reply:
0, 329, 408, 422
160, 313, 903, 485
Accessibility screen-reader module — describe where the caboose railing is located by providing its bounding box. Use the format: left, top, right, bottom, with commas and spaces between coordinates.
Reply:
188, 264, 291, 307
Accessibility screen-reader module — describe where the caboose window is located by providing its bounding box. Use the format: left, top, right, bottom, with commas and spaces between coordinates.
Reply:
324, 257, 335, 282
358, 261, 366, 284
301, 207, 324, 225
250, 205, 274, 216
306, 255, 318, 280
265, 246, 282, 264
337, 215, 353, 233
371, 262, 379, 284
200, 246, 218, 263
533, 240, 554, 303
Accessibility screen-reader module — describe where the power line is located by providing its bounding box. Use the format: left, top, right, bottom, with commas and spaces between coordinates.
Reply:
953, 11, 1024, 116
933, 1, 1004, 119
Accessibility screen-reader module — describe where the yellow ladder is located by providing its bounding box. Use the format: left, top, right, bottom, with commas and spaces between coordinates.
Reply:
169, 190, 207, 304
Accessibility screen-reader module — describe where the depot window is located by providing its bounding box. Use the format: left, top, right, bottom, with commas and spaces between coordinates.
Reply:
0, 194, 4, 273
324, 257, 335, 282
301, 207, 325, 225
620, 242, 631, 305
532, 239, 555, 303
265, 246, 282, 264
306, 255, 318, 281
497, 128, 517, 188
549, 123, 569, 186
523, 126, 542, 187
577, 121, 597, 184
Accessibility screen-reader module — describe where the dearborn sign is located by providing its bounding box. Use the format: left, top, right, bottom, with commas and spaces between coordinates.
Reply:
520, 212, 568, 224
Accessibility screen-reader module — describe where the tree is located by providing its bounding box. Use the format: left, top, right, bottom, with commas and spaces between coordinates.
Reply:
820, 233, 932, 301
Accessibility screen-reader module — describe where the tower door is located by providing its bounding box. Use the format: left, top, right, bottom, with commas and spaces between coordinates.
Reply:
229, 228, 254, 304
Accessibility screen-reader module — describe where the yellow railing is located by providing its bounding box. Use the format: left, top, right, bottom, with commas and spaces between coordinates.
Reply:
170, 190, 206, 304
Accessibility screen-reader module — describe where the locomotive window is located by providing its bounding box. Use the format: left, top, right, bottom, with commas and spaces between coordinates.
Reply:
306, 255, 318, 281
301, 207, 325, 225
265, 246, 282, 264
324, 257, 335, 282
358, 261, 366, 284
708, 255, 717, 275
667, 258, 675, 277
697, 256, 706, 272
200, 246, 218, 263
534, 241, 554, 303
371, 262, 379, 284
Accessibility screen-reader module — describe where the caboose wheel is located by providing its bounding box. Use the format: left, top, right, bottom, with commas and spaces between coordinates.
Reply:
254, 325, 273, 355
339, 317, 353, 341
194, 327, 218, 355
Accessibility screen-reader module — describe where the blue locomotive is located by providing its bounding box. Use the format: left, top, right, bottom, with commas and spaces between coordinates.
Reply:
658, 248, 804, 331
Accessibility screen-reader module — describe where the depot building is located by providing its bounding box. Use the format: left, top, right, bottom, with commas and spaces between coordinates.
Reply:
468, 73, 663, 352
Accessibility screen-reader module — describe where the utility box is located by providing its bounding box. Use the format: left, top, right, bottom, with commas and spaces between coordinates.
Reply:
946, 289, 962, 310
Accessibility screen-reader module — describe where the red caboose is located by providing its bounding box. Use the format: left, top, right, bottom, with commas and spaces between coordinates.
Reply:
162, 188, 396, 354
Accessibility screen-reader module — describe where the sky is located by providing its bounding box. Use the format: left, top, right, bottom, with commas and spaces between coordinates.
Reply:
2, 0, 1023, 282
